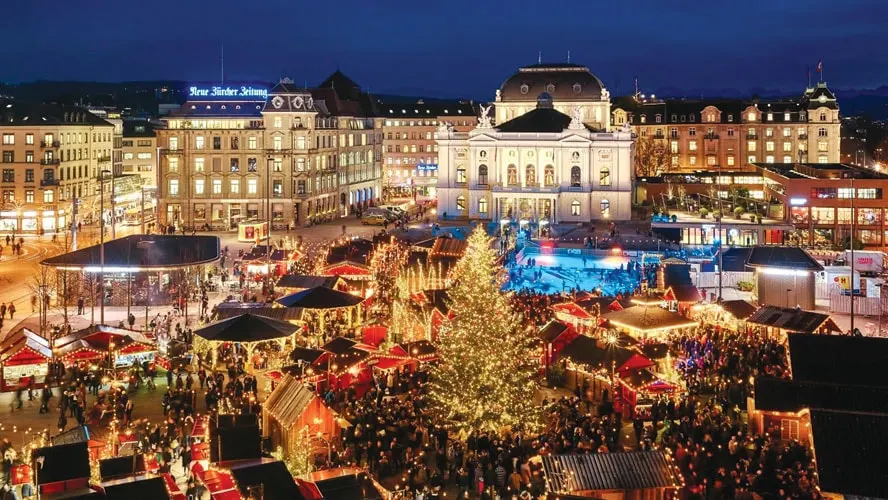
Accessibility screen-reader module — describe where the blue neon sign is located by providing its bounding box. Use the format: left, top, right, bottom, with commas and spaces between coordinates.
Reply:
188, 85, 268, 100
417, 163, 438, 171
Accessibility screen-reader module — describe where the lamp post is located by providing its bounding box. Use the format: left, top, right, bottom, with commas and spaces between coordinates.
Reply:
99, 169, 111, 325
266, 158, 273, 298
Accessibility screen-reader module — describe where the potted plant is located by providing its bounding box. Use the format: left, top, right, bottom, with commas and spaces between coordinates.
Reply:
699, 208, 710, 219
733, 206, 745, 219
712, 209, 722, 221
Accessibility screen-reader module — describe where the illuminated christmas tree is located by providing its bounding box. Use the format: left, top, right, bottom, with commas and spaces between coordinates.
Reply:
428, 227, 541, 435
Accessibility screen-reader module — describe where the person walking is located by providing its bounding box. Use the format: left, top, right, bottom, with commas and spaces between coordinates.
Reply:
8, 303, 15, 319
77, 297, 84, 315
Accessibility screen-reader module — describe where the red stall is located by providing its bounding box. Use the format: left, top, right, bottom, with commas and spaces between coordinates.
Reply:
0, 328, 52, 391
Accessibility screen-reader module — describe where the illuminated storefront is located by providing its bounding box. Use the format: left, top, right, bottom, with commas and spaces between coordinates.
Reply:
0, 209, 67, 233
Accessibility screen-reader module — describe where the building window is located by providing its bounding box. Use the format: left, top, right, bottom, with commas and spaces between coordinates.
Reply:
783, 142, 792, 152
1, 169, 13, 182
571, 200, 581, 216
820, 112, 827, 121
671, 156, 679, 166
478, 198, 488, 215
273, 137, 282, 151
194, 158, 205, 172
137, 152, 152, 160
748, 155, 757, 164
570, 166, 581, 187
273, 180, 283, 197
25, 134, 33, 145
818, 127, 828, 137
670, 141, 679, 154
767, 112, 773, 121
230, 179, 240, 194
24, 169, 33, 183
212, 179, 222, 194
688, 141, 697, 151
600, 199, 610, 217
25, 190, 33, 203
525, 165, 536, 185
195, 136, 205, 149
858, 188, 880, 199
507, 164, 518, 185
838, 188, 855, 199
727, 155, 735, 166
747, 141, 757, 152
817, 154, 828, 164
817, 141, 828, 152
544, 165, 555, 186
456, 196, 466, 212
599, 167, 611, 187
195, 179, 205, 195
766, 155, 775, 164
43, 190, 53, 203
2, 152, 13, 163
168, 157, 179, 172
747, 112, 756, 122
248, 158, 257, 172
688, 127, 696, 137
273, 117, 282, 128
168, 179, 179, 196
2, 134, 13, 145
655, 114, 662, 123
783, 155, 792, 163
247, 179, 258, 194
247, 137, 257, 150
707, 156, 716, 166
456, 166, 466, 183
766, 141, 775, 152
780, 419, 800, 441
477, 165, 488, 185
689, 156, 697, 166
297, 180, 306, 194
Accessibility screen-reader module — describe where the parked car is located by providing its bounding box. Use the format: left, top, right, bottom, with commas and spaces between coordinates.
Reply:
364, 207, 396, 222
361, 213, 387, 225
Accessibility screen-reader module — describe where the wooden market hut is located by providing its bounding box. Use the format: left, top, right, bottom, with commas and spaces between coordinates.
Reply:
602, 305, 698, 341
263, 375, 342, 461
0, 327, 52, 391
541, 452, 683, 499
538, 320, 579, 371
551, 302, 596, 329
53, 325, 155, 367
225, 458, 301, 500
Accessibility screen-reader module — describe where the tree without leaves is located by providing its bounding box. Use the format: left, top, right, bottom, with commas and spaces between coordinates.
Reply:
428, 227, 541, 436
634, 135, 670, 177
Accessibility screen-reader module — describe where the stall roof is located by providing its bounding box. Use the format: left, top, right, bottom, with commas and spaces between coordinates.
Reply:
321, 261, 372, 277
746, 306, 840, 334
558, 335, 636, 370
290, 347, 327, 365
603, 306, 698, 334
810, 410, 888, 499
430, 237, 468, 259
754, 377, 888, 414
276, 275, 342, 290
277, 287, 364, 309
41, 235, 221, 270
551, 302, 594, 320
264, 375, 331, 431
538, 321, 574, 343
400, 340, 437, 359
664, 285, 701, 303
0, 327, 51, 363
313, 470, 384, 500
226, 459, 303, 500
788, 334, 888, 386
322, 337, 357, 355
746, 246, 823, 271
541, 452, 681, 493
100, 475, 171, 500
719, 299, 758, 320
194, 314, 301, 342
214, 305, 305, 322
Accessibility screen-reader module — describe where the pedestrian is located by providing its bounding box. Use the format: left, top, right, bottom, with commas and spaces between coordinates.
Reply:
31, 295, 37, 313
8, 303, 15, 319
77, 297, 84, 315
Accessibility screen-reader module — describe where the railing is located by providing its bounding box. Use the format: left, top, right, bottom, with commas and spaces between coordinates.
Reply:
160, 148, 183, 154
40, 178, 59, 187
798, 134, 808, 140
746, 133, 758, 140
40, 159, 60, 166
704, 134, 719, 140
40, 140, 60, 148
97, 155, 112, 163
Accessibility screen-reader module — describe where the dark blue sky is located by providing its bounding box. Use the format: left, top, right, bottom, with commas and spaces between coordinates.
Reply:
2, 0, 886, 98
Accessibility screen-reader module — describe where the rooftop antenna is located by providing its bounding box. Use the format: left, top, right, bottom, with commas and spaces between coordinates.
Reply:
220, 44, 224, 85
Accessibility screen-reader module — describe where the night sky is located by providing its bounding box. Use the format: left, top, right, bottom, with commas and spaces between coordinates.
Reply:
2, 0, 886, 98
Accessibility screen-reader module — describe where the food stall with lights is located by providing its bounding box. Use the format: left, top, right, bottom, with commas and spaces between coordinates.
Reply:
53, 325, 156, 369
0, 327, 52, 391
237, 220, 268, 243
263, 374, 344, 462
602, 304, 698, 342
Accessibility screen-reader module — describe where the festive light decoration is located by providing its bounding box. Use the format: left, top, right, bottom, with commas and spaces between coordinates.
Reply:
427, 227, 541, 435
271, 426, 315, 477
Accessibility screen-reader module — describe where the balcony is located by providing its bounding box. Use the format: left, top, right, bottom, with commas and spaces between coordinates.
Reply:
97, 155, 112, 163
653, 133, 665, 139
798, 134, 808, 140
40, 178, 59, 187
40, 159, 60, 166
491, 183, 560, 194
160, 148, 183, 154
704, 133, 719, 140
746, 133, 758, 140
40, 140, 60, 148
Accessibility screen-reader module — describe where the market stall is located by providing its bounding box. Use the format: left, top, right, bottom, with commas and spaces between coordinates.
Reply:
276, 286, 365, 338
262, 374, 343, 462
53, 325, 156, 368
193, 313, 301, 372
602, 305, 698, 341
0, 328, 51, 391
237, 220, 268, 243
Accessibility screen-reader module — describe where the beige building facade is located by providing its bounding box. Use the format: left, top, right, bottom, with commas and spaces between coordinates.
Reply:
156, 73, 383, 230
612, 82, 841, 173
0, 102, 114, 233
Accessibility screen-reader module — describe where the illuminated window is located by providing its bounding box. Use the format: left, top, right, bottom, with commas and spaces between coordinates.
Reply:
525, 165, 536, 185
599, 167, 611, 187
783, 128, 791, 137
766, 141, 775, 152
168, 179, 179, 196
671, 156, 678, 166
783, 156, 792, 163
478, 165, 488, 185
747, 141, 757, 152
689, 156, 697, 166
571, 200, 581, 216
478, 198, 488, 214
727, 155, 735, 166
766, 155, 775, 164
817, 141, 828, 152
544, 165, 555, 186
655, 114, 662, 123
194, 179, 205, 195
783, 142, 792, 152
748, 155, 757, 164
168, 157, 179, 172
247, 179, 258, 194
507, 164, 517, 185
273, 117, 282, 128
297, 136, 305, 149
456, 196, 466, 211
248, 137, 257, 149
273, 137, 282, 151
194, 158, 205, 172
689, 141, 697, 152
767, 112, 773, 121
43, 190, 53, 203
273, 159, 282, 172
670, 141, 678, 154
212, 179, 222, 194
456, 166, 466, 183
230, 179, 240, 194
195, 136, 205, 149
707, 156, 716, 166
818, 155, 828, 164
600, 199, 610, 217
747, 112, 756, 122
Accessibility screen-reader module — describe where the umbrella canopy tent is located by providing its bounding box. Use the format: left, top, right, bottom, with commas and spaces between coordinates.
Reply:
0, 327, 52, 391
195, 314, 300, 343
603, 305, 698, 340
277, 287, 365, 331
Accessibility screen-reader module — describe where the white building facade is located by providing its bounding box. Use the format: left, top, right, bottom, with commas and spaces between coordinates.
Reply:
436, 64, 634, 223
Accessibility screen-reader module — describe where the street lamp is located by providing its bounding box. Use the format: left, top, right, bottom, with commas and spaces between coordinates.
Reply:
99, 169, 111, 325
265, 158, 273, 298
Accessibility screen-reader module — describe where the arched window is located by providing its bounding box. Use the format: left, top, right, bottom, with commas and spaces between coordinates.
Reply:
477, 164, 488, 185
478, 198, 488, 214
456, 165, 466, 183
544, 165, 555, 186
600, 199, 610, 217
570, 166, 581, 187
525, 164, 536, 186
599, 167, 611, 187
819, 112, 827, 121
818, 127, 827, 137
507, 164, 518, 185
571, 200, 581, 216
456, 196, 466, 211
